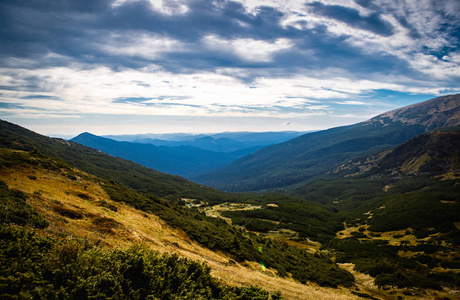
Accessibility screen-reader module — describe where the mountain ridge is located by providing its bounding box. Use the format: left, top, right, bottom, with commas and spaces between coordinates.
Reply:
195, 94, 460, 192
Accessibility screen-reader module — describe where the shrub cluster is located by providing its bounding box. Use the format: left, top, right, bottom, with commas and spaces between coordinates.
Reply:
0, 225, 278, 299
327, 238, 445, 290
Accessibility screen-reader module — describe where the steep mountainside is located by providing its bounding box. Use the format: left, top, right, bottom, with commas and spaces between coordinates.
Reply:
376, 130, 460, 174
195, 94, 460, 192
71, 132, 260, 178
331, 129, 460, 177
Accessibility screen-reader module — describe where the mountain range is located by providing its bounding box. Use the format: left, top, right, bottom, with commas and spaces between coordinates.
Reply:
69, 131, 307, 178
70, 132, 264, 178
0, 94, 459, 299
104, 131, 307, 153
195, 94, 460, 192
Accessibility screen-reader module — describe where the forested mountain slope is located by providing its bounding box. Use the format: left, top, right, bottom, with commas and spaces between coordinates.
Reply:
195, 94, 460, 192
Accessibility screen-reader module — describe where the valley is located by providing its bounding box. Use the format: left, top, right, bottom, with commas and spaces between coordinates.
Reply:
0, 95, 459, 299
1, 148, 457, 299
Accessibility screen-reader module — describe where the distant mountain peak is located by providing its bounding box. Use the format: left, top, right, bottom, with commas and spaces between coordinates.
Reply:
74, 132, 98, 138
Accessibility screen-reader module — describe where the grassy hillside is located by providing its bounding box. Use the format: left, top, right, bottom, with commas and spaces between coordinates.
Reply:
195, 94, 460, 192
0, 181, 277, 299
0, 147, 355, 294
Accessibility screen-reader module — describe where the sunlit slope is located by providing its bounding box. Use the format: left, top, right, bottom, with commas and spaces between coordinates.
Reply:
195, 94, 460, 192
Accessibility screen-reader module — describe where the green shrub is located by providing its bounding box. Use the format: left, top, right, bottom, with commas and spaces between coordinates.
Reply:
0, 225, 277, 299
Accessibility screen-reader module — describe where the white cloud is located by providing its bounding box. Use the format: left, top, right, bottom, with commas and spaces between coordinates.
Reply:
2, 62, 454, 121
443, 52, 460, 64
408, 53, 460, 79
112, 0, 189, 15
336, 100, 367, 105
98, 33, 184, 60
203, 35, 293, 62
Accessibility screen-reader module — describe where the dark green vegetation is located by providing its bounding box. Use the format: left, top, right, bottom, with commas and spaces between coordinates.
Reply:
196, 94, 460, 192
221, 194, 343, 244
0, 227, 276, 299
293, 173, 460, 236
326, 238, 459, 290
0, 124, 355, 288
71, 132, 263, 178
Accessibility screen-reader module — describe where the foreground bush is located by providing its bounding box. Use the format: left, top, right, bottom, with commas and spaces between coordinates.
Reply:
0, 225, 277, 299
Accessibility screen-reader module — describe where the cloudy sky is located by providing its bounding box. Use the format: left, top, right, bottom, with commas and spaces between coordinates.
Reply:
1, 0, 459, 136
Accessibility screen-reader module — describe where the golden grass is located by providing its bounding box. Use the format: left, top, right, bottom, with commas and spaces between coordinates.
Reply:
401, 153, 431, 173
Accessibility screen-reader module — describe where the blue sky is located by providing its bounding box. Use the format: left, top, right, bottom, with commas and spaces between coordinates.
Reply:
1, 0, 459, 136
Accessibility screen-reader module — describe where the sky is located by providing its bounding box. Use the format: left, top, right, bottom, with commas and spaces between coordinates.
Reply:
1, 0, 459, 137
